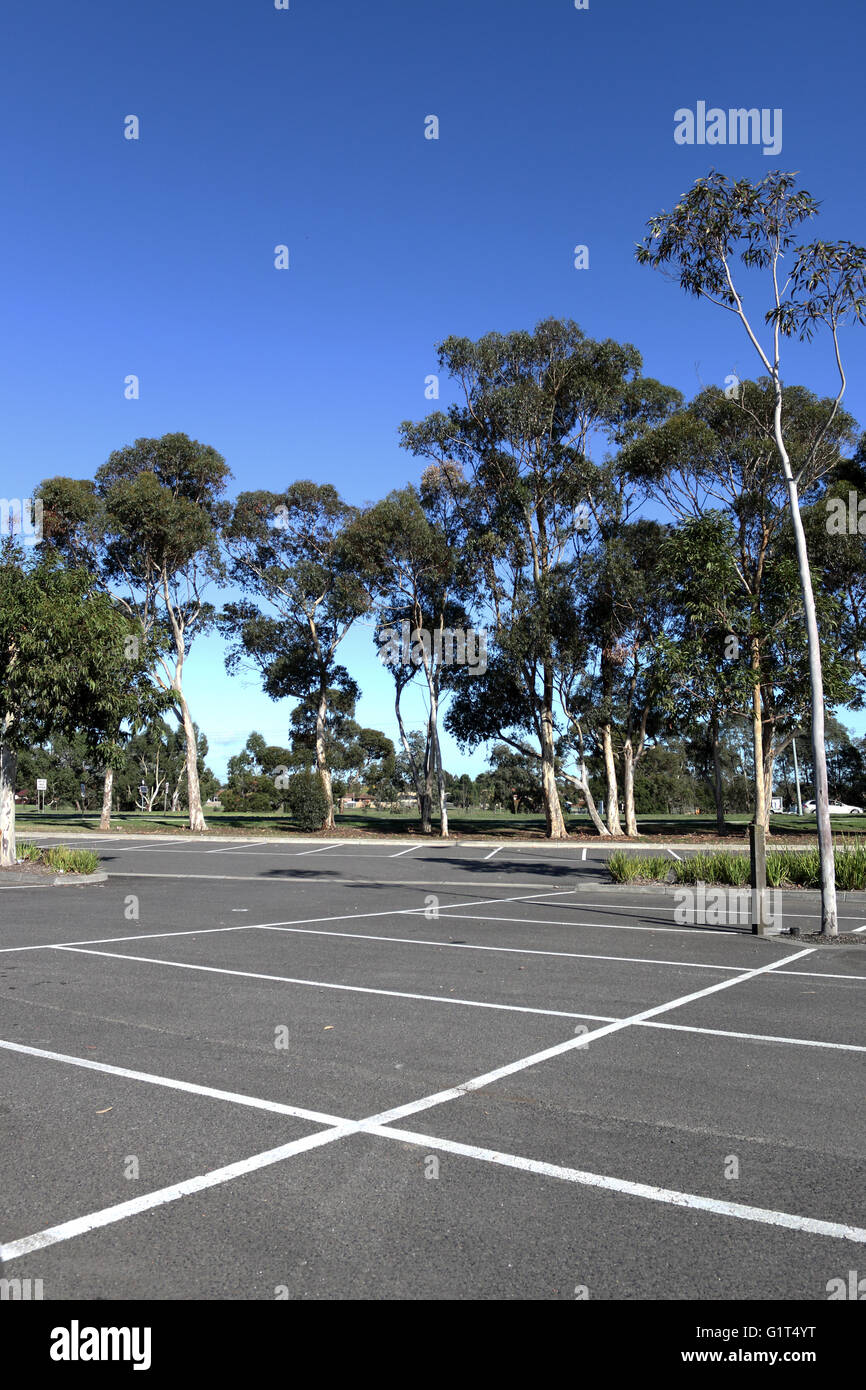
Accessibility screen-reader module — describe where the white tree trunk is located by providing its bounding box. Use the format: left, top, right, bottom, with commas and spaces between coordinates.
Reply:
540, 707, 566, 839
601, 725, 623, 836
622, 738, 639, 837
100, 766, 114, 832
315, 687, 336, 831
0, 744, 17, 867
750, 639, 767, 834
771, 391, 837, 934
177, 694, 207, 832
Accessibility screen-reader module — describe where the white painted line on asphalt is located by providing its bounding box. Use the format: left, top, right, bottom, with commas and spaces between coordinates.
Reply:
0, 887, 580, 954
0, 1039, 344, 1125
257, 923, 745, 972
435, 911, 738, 937
390, 845, 422, 858
363, 1125, 866, 1245
637, 1021, 866, 1053
7, 948, 852, 1265
353, 949, 816, 1130
581, 848, 587, 862
0, 1125, 358, 1262
295, 844, 342, 856
484, 846, 504, 861
48, 945, 619, 1024
668, 849, 682, 861
853, 925, 866, 933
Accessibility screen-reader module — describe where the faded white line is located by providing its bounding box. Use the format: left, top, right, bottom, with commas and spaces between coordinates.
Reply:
668, 849, 682, 862
484, 846, 504, 861
295, 844, 342, 856
390, 845, 422, 859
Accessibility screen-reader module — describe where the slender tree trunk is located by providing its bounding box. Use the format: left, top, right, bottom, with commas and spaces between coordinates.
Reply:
540, 706, 566, 839
601, 725, 623, 836
100, 766, 114, 832
176, 695, 207, 832
711, 716, 725, 837
750, 639, 766, 833
762, 743, 776, 836
772, 395, 837, 934
430, 711, 449, 838
394, 685, 431, 833
0, 742, 18, 867
315, 686, 336, 831
622, 738, 639, 837
422, 716, 435, 835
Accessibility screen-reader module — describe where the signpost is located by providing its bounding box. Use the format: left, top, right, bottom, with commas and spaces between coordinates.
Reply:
36, 778, 47, 812
139, 783, 148, 811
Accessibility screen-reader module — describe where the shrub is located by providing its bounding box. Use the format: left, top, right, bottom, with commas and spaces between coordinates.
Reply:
46, 845, 100, 875
286, 770, 330, 832
608, 851, 669, 883
15, 841, 41, 862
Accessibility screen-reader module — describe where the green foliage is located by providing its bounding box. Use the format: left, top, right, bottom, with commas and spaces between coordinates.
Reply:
285, 770, 330, 832
608, 852, 670, 882
46, 845, 100, 874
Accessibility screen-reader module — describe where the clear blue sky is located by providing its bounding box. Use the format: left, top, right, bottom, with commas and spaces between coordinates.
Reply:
3, 0, 865, 779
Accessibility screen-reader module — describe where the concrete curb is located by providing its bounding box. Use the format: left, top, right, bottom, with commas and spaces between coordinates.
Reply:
0, 870, 107, 887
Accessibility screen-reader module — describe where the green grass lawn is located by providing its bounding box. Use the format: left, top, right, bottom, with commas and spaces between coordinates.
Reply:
12, 805, 858, 843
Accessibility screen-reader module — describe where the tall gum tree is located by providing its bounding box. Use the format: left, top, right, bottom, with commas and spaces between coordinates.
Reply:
622, 378, 857, 836
637, 170, 866, 935
38, 434, 231, 834
401, 318, 680, 839
220, 483, 374, 831
363, 473, 475, 839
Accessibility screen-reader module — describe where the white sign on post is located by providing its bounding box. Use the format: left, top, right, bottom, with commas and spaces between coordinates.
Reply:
36, 779, 47, 791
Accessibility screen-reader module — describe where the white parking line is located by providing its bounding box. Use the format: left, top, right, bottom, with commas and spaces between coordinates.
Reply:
668, 849, 682, 861
257, 923, 744, 972
0, 1039, 344, 1125
484, 846, 504, 861
390, 845, 422, 858
48, 945, 618, 1024
8, 947, 858, 1266
295, 844, 342, 856
581, 848, 587, 862
363, 1125, 866, 1245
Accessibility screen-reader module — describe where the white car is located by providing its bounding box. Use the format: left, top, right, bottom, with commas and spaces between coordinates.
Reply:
802, 800, 863, 815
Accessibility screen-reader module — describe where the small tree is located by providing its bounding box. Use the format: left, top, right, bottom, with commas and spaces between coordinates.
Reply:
286, 770, 330, 832
0, 543, 164, 865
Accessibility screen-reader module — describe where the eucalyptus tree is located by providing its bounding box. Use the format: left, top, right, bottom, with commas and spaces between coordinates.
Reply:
219, 483, 374, 830
0, 542, 163, 864
623, 380, 857, 835
401, 318, 680, 838
37, 433, 231, 832
364, 472, 475, 838
637, 170, 866, 934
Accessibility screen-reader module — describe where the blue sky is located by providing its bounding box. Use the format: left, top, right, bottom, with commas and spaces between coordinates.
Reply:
3, 0, 865, 779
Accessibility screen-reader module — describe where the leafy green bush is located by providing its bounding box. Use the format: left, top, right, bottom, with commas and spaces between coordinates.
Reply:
15, 841, 42, 862
286, 770, 330, 832
46, 846, 100, 875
